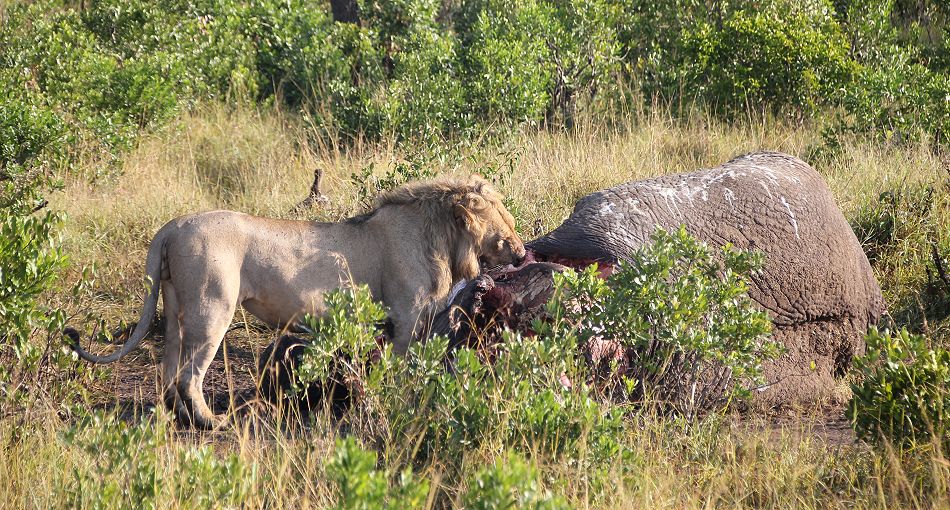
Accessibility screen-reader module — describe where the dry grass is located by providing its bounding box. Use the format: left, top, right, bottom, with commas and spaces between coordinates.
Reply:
52, 104, 945, 287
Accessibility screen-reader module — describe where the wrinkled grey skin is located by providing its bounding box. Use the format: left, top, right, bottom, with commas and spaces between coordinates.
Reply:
529, 151, 885, 404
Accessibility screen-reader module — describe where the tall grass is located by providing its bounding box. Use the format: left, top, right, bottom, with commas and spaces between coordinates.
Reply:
0, 405, 946, 508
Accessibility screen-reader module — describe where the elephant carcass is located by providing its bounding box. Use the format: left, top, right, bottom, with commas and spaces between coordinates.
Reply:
443, 151, 884, 405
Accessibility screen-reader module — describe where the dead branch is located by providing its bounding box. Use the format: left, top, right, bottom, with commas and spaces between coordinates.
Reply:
932, 242, 950, 289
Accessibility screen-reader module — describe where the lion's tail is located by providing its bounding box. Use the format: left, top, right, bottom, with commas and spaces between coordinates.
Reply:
71, 228, 168, 364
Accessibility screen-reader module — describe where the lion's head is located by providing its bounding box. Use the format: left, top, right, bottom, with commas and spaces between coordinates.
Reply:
451, 181, 526, 271
372, 175, 525, 282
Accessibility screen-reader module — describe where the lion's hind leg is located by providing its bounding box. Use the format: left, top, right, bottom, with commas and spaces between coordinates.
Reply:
159, 281, 190, 423
162, 279, 238, 429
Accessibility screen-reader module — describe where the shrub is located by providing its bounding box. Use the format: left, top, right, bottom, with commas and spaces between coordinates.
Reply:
293, 284, 388, 404
0, 70, 72, 400
63, 410, 258, 508
543, 226, 779, 419
829, 0, 950, 147
461, 452, 569, 510
357, 0, 441, 53
455, 0, 555, 125
0, 74, 64, 171
382, 29, 468, 141
678, 0, 856, 117
80, 0, 260, 100
456, 0, 619, 127
848, 327, 949, 451
0, 71, 66, 208
291, 21, 387, 140
294, 287, 627, 483
326, 437, 429, 510
62, 411, 165, 508
841, 62, 950, 146
0, 210, 68, 374
1, 3, 183, 156
620, 0, 857, 118
173, 446, 257, 508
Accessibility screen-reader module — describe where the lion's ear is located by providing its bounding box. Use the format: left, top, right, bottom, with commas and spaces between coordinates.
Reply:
464, 193, 488, 211
453, 202, 476, 231
455, 193, 489, 233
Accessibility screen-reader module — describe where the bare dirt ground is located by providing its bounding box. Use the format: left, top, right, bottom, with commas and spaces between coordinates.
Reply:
88, 325, 271, 424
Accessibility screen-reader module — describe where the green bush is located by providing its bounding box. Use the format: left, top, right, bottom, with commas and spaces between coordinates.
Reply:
456, 0, 619, 127
538, 0, 620, 127
0, 71, 66, 208
357, 0, 440, 53
1, 3, 183, 155
294, 284, 388, 396
294, 287, 627, 483
455, 0, 555, 125
173, 446, 257, 508
382, 29, 468, 141
841, 62, 950, 146
829, 0, 950, 147
0, 210, 67, 373
63, 411, 163, 508
80, 0, 259, 99
678, 1, 856, 117
848, 327, 949, 451
461, 452, 568, 510
543, 227, 779, 419
63, 410, 257, 508
326, 437, 429, 510
0, 40, 87, 407
291, 21, 387, 140
3, 0, 950, 152
0, 69, 71, 395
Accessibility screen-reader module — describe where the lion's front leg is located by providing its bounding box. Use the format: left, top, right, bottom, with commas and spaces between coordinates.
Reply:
388, 299, 438, 355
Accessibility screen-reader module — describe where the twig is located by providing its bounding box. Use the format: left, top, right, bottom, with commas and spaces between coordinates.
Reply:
931, 242, 950, 289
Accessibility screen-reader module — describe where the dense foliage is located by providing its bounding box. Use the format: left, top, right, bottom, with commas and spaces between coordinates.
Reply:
0, 45, 74, 405
849, 328, 949, 451
2, 0, 949, 151
63, 410, 257, 508
294, 285, 627, 491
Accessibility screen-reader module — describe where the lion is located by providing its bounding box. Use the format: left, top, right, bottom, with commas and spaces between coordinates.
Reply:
72, 175, 526, 428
